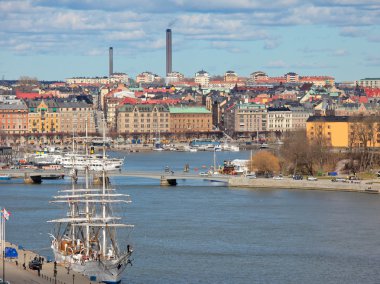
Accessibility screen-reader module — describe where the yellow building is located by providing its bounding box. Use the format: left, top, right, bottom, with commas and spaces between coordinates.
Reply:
306, 116, 380, 148
26, 99, 60, 134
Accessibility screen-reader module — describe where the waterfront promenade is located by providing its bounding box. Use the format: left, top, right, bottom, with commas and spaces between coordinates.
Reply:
1, 242, 97, 283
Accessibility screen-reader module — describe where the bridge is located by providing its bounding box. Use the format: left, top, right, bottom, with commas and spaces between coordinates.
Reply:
0, 169, 231, 186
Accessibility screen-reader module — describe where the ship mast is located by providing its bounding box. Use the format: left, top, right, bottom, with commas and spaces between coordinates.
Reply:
102, 115, 107, 258
85, 118, 90, 256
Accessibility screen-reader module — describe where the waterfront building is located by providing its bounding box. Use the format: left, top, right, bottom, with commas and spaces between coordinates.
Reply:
169, 106, 212, 133
266, 107, 292, 132
0, 102, 28, 135
116, 104, 170, 134
57, 101, 96, 135
306, 116, 380, 148
25, 99, 60, 134
194, 70, 210, 87
356, 78, 380, 88
224, 103, 267, 136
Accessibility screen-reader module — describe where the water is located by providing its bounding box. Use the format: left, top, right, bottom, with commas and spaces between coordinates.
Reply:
2, 150, 380, 283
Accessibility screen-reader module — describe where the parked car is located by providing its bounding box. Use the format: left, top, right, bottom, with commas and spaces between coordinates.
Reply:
307, 176, 318, 181
331, 177, 347, 182
245, 174, 256, 179
293, 174, 303, 180
273, 176, 284, 180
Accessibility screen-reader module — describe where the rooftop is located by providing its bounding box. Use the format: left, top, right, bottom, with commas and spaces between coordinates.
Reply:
169, 106, 211, 114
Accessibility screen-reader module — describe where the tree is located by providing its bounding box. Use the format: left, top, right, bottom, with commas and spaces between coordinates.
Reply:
249, 150, 280, 174
17, 76, 39, 92
348, 116, 377, 172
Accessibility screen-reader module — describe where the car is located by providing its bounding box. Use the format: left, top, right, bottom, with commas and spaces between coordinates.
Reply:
199, 172, 208, 176
293, 174, 303, 180
273, 176, 284, 180
28, 259, 42, 270
245, 174, 256, 179
307, 176, 318, 181
331, 177, 347, 182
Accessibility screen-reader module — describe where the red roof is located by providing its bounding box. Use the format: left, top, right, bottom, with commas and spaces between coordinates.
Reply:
364, 88, 380, 97
15, 91, 54, 99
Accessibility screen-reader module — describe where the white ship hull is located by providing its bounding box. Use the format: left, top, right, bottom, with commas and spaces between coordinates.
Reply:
52, 247, 129, 283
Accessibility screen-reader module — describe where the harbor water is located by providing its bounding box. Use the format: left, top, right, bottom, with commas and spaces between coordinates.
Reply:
1, 150, 380, 283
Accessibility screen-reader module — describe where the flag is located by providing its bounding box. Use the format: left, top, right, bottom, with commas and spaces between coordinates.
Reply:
2, 208, 10, 221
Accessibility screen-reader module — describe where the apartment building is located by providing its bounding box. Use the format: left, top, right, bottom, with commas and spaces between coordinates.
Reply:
194, 70, 210, 87
266, 107, 292, 132
57, 101, 96, 135
169, 106, 212, 133
224, 103, 267, 135
356, 78, 380, 88
25, 99, 60, 134
116, 104, 170, 134
0, 102, 28, 135
307, 116, 380, 148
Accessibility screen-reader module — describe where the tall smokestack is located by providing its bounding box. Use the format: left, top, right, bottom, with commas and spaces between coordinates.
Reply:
166, 29, 172, 76
109, 47, 113, 77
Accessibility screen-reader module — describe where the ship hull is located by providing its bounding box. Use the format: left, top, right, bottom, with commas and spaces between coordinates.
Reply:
52, 248, 128, 283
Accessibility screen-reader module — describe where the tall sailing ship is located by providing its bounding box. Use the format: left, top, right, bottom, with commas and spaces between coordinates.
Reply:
48, 135, 133, 283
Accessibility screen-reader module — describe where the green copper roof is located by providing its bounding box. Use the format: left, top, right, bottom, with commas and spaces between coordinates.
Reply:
169, 106, 211, 114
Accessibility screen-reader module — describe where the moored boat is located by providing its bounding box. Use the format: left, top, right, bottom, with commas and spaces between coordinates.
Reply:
0, 174, 11, 180
48, 121, 133, 283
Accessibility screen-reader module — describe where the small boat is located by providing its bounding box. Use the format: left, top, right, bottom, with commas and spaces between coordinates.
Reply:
0, 174, 11, 180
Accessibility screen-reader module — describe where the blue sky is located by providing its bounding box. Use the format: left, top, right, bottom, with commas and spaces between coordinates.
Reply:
0, 0, 379, 81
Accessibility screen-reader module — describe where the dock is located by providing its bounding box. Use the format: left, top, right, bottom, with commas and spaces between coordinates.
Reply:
1, 242, 98, 283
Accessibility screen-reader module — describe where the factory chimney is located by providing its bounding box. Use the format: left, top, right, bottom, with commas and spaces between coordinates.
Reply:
109, 47, 113, 77
166, 29, 172, 76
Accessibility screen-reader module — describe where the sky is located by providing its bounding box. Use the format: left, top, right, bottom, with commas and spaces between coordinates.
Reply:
0, 0, 379, 81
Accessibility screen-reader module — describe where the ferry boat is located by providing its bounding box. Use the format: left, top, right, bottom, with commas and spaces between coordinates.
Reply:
48, 123, 133, 283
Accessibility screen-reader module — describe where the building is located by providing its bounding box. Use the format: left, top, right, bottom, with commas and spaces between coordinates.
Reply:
25, 99, 60, 134
57, 101, 96, 135
0, 102, 28, 135
194, 70, 210, 87
289, 107, 312, 130
224, 103, 267, 135
250, 71, 268, 82
285, 72, 299, 83
165, 71, 184, 85
116, 104, 170, 134
224, 71, 238, 82
136, 72, 161, 84
356, 78, 380, 88
66, 77, 111, 85
306, 116, 380, 148
169, 106, 212, 133
266, 107, 292, 132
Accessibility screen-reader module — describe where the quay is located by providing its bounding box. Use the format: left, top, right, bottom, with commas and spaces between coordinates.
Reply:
1, 242, 98, 284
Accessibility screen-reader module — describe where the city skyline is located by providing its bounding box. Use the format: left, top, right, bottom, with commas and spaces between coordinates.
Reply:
0, 0, 379, 81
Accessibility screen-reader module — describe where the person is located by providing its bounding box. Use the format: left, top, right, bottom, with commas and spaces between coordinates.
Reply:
23, 263, 26, 270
